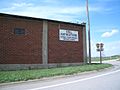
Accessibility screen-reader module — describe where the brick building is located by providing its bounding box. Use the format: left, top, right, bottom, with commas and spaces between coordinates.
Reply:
0, 13, 87, 70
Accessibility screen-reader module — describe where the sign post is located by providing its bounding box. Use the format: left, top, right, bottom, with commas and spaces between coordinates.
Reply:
96, 43, 104, 64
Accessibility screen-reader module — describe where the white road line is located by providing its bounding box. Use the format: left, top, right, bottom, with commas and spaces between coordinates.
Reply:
28, 69, 120, 90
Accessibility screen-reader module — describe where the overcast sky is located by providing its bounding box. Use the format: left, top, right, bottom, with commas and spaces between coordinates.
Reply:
0, 0, 120, 57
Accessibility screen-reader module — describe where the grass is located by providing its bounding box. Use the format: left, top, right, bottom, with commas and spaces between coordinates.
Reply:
0, 63, 112, 83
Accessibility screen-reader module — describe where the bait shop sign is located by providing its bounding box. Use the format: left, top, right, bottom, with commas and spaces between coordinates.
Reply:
59, 29, 79, 41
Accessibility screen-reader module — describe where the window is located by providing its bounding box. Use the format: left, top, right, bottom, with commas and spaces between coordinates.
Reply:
14, 28, 25, 35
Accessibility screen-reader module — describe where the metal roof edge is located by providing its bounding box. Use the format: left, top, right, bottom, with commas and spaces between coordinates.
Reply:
0, 13, 86, 26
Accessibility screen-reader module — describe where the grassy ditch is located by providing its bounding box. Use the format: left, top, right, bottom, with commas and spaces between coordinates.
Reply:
0, 63, 112, 83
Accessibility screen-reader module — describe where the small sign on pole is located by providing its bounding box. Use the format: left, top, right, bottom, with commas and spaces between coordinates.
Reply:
96, 43, 104, 64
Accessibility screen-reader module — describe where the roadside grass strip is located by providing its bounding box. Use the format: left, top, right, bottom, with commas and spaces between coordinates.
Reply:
0, 64, 112, 83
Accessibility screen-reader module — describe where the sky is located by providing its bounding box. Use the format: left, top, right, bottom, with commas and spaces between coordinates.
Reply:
0, 0, 120, 57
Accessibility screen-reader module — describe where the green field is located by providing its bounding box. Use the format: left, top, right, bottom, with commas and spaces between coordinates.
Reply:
0, 63, 112, 83
91, 55, 120, 61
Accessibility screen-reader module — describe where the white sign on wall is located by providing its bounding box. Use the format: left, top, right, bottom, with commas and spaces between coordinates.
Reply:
59, 29, 79, 41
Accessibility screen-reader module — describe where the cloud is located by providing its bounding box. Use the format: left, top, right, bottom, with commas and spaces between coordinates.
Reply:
1, 1, 107, 22
101, 29, 119, 38
42, 0, 59, 4
104, 40, 120, 56
12, 3, 33, 7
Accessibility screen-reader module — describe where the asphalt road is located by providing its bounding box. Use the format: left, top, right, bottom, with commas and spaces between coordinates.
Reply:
1, 61, 120, 90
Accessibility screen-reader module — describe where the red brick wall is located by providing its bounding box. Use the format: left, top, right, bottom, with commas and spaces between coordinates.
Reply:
48, 21, 83, 63
0, 16, 42, 64
0, 15, 84, 65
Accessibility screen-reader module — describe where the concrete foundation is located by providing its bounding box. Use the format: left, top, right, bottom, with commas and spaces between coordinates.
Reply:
0, 63, 83, 71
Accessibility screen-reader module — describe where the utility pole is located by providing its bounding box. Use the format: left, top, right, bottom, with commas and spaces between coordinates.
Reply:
86, 0, 91, 64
